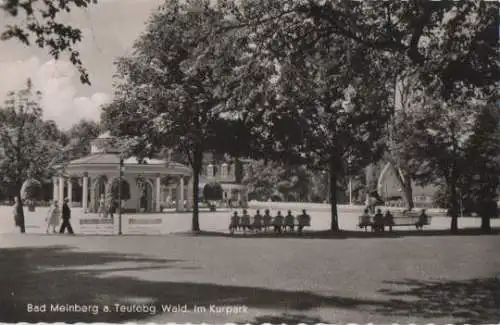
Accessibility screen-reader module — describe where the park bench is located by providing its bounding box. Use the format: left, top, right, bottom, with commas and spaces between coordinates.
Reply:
358, 211, 432, 232
391, 212, 432, 230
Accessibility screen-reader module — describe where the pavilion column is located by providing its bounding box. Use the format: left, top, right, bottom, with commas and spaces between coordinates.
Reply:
58, 176, 65, 208
82, 173, 89, 213
52, 177, 58, 202
177, 176, 185, 212
155, 174, 161, 212
67, 178, 73, 207
180, 176, 185, 211
186, 176, 193, 211
241, 187, 248, 208
236, 190, 241, 206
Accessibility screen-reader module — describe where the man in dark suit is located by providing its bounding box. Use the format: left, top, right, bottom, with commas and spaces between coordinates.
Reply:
59, 198, 74, 234
14, 196, 26, 233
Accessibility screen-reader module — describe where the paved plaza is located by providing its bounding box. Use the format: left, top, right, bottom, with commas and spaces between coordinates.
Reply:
0, 229, 499, 324
1, 203, 498, 235
0, 203, 499, 323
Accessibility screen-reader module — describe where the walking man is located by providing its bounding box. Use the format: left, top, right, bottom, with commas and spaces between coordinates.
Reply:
59, 198, 74, 235
13, 196, 26, 233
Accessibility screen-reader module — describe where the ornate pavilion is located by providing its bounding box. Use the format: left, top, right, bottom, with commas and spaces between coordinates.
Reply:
53, 133, 193, 213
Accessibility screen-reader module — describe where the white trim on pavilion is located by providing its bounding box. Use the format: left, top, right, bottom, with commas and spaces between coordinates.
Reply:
53, 134, 193, 213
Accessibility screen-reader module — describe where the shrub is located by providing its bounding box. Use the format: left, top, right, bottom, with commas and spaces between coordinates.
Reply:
21, 178, 42, 201
203, 182, 223, 211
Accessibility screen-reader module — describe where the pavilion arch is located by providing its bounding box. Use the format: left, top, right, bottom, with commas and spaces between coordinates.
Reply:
90, 175, 108, 212
53, 134, 193, 213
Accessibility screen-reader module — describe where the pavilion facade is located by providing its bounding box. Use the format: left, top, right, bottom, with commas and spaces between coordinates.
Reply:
53, 133, 193, 213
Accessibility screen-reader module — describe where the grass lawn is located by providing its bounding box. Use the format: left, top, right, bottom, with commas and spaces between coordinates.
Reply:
0, 231, 498, 324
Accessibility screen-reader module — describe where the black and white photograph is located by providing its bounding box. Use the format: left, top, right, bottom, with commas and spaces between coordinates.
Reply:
0, 0, 499, 323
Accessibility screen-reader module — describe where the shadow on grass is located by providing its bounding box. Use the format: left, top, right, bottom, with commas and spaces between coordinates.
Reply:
242, 313, 329, 324
183, 227, 500, 240
0, 245, 498, 323
376, 277, 500, 324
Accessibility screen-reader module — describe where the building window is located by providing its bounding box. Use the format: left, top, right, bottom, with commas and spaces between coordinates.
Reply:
221, 163, 228, 178
207, 164, 214, 178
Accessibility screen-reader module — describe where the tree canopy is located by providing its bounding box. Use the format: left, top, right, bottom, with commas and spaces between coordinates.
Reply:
99, 0, 499, 233
203, 182, 223, 201
0, 79, 62, 198
0, 80, 104, 201
102, 0, 251, 231
1, 0, 97, 84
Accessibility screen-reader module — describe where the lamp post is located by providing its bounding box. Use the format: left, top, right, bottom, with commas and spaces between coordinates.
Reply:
118, 158, 124, 235
458, 188, 463, 218
348, 177, 353, 205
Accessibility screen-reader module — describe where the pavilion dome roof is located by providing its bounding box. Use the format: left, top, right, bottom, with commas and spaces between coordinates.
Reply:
59, 133, 192, 176
90, 132, 118, 154
96, 131, 114, 139
66, 153, 187, 167
57, 152, 192, 177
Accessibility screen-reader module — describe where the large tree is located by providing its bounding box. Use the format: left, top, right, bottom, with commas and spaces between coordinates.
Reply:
65, 119, 102, 158
44, 119, 102, 170
234, 0, 499, 94
224, 0, 499, 217
393, 79, 494, 232
462, 105, 500, 231
236, 16, 393, 230
244, 161, 312, 202
102, 0, 247, 231
0, 79, 60, 199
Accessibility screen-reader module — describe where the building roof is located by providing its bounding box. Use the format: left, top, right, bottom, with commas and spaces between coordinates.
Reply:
96, 131, 114, 139
54, 153, 192, 176
66, 153, 120, 165
66, 153, 187, 167
54, 133, 192, 176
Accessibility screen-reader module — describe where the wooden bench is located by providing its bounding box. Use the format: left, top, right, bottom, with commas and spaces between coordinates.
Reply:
392, 212, 432, 230
358, 212, 432, 232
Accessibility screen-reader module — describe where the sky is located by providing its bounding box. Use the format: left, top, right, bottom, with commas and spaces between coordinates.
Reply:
0, 0, 163, 130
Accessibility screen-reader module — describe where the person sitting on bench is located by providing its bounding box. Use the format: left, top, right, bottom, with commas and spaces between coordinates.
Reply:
229, 211, 239, 234
263, 209, 272, 232
241, 209, 251, 233
272, 211, 284, 233
373, 209, 384, 232
297, 209, 311, 233
237, 211, 244, 231
284, 210, 295, 232
384, 210, 394, 232
415, 209, 429, 230
359, 208, 371, 231
252, 210, 263, 232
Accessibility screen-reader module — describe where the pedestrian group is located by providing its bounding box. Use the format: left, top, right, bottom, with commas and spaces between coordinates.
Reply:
229, 209, 311, 234
12, 196, 74, 235
359, 207, 429, 232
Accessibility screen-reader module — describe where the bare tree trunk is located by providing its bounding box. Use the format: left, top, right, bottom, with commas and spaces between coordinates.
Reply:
449, 133, 459, 233
191, 148, 202, 232
480, 200, 494, 232
385, 162, 414, 210
400, 170, 414, 210
15, 185, 25, 233
449, 177, 459, 233
481, 215, 491, 231
329, 158, 339, 231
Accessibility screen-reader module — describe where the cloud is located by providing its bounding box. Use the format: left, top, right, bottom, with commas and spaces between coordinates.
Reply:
0, 56, 111, 130
0, 0, 164, 131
